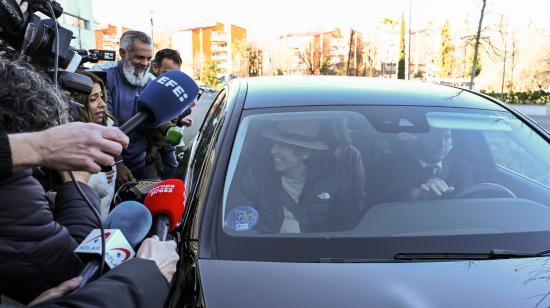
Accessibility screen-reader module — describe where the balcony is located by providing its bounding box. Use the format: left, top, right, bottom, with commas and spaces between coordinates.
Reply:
211, 54, 227, 61
211, 44, 228, 52
210, 32, 227, 42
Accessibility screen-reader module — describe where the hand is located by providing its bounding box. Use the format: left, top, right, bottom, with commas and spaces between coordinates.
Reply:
116, 162, 134, 186
419, 178, 455, 196
10, 122, 129, 173
136, 235, 179, 282
28, 276, 82, 306
59, 170, 91, 183
106, 169, 115, 183
178, 117, 193, 127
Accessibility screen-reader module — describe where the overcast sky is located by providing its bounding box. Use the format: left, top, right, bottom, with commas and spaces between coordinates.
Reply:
93, 0, 550, 40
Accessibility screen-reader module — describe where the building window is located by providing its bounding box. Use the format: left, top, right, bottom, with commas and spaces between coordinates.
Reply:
62, 13, 90, 30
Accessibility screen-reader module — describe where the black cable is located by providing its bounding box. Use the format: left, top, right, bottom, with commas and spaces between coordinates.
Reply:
46, 1, 106, 277
69, 171, 106, 277
46, 1, 59, 86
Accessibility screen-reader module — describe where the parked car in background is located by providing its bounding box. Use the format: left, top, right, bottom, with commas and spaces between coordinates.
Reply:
167, 76, 550, 308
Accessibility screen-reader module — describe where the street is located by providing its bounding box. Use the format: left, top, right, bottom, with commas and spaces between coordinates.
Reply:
181, 91, 216, 145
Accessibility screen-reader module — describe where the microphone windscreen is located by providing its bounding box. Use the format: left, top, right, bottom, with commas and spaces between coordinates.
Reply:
137, 70, 199, 128
144, 179, 185, 231
105, 201, 153, 247
165, 127, 183, 146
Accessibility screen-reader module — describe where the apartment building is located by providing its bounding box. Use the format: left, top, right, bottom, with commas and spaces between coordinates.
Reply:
272, 28, 348, 75
56, 0, 95, 49
95, 24, 132, 53
171, 22, 247, 81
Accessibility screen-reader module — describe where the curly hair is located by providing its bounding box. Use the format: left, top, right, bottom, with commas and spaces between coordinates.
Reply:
0, 59, 69, 133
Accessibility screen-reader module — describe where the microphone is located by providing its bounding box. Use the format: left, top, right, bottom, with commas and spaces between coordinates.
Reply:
143, 179, 185, 241
74, 201, 152, 287
165, 126, 184, 146
119, 70, 199, 135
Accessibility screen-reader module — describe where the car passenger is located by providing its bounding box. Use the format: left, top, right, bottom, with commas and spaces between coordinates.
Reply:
372, 128, 474, 203
226, 120, 365, 233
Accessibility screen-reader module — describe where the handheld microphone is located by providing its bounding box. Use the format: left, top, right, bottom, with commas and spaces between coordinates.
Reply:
119, 70, 199, 135
165, 126, 184, 146
143, 179, 185, 241
74, 201, 152, 287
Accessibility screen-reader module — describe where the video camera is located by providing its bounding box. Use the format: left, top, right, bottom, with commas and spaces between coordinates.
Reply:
0, 0, 113, 95
77, 49, 116, 66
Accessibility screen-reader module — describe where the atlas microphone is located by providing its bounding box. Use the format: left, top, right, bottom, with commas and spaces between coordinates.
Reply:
119, 70, 199, 135
74, 201, 153, 287
144, 179, 185, 241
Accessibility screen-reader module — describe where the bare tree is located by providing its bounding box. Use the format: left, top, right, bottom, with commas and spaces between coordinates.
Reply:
469, 0, 487, 90
508, 33, 519, 92
363, 39, 379, 77
346, 29, 356, 76
299, 42, 319, 75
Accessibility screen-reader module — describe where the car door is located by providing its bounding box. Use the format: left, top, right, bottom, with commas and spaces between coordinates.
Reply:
167, 85, 238, 307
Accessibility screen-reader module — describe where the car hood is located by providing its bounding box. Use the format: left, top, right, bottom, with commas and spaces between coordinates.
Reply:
199, 257, 550, 308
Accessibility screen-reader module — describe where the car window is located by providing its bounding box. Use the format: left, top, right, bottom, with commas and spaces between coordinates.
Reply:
186, 91, 227, 194
484, 130, 550, 187
220, 106, 550, 236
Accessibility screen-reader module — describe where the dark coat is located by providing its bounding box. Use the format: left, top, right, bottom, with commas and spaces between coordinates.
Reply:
32, 258, 169, 308
227, 146, 366, 233
0, 169, 100, 304
370, 151, 474, 204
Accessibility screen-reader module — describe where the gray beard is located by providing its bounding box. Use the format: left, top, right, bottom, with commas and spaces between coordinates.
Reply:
122, 60, 150, 87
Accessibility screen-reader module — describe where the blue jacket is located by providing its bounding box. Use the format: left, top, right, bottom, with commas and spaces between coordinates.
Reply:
102, 62, 152, 171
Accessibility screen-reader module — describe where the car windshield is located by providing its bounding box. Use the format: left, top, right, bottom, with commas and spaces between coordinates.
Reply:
216, 105, 550, 262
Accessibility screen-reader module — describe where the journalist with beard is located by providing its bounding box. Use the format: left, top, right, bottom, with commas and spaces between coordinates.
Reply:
95, 30, 154, 185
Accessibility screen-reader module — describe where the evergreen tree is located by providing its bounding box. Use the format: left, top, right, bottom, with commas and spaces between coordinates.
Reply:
438, 20, 456, 78
202, 60, 220, 87
397, 12, 406, 79
466, 40, 481, 77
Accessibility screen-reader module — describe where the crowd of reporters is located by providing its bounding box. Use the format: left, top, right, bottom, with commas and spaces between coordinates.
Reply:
0, 13, 191, 306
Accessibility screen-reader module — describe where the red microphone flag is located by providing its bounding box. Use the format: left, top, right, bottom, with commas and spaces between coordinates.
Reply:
144, 179, 185, 231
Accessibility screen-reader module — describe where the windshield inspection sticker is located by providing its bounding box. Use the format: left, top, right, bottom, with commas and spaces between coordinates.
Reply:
227, 206, 259, 231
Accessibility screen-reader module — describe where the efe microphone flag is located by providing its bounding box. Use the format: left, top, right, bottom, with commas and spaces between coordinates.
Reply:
136, 70, 199, 128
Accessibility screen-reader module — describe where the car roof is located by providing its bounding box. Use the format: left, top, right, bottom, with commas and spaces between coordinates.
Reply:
234, 76, 505, 111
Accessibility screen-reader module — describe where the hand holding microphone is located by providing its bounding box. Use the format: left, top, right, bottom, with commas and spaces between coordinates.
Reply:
9, 122, 129, 173
136, 235, 179, 282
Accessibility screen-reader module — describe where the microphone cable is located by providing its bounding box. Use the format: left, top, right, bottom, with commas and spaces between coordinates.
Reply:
46, 0, 106, 277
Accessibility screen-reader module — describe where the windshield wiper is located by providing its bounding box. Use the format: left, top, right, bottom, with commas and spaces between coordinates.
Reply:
395, 249, 550, 261
319, 258, 394, 263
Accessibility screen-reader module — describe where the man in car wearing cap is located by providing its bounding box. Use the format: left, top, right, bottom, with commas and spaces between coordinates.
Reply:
226, 120, 365, 233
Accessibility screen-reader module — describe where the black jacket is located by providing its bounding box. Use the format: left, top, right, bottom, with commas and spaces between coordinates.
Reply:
227, 146, 366, 233
370, 151, 474, 204
31, 258, 170, 308
0, 169, 100, 304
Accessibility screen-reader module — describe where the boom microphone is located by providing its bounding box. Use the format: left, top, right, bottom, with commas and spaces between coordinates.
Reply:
143, 179, 185, 241
74, 201, 152, 287
119, 70, 199, 135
